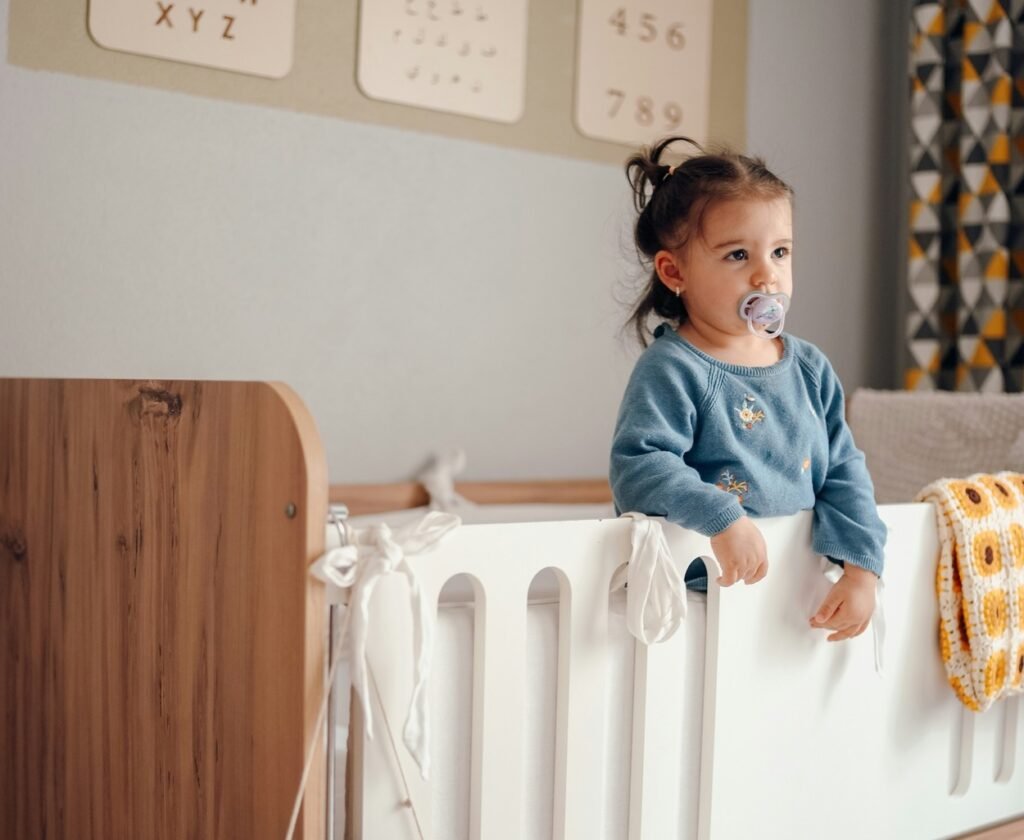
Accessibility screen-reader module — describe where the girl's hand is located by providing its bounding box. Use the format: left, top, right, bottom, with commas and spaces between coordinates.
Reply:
708, 516, 768, 586
809, 564, 877, 641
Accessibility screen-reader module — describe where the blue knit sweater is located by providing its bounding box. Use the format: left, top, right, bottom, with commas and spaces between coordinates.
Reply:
610, 324, 886, 578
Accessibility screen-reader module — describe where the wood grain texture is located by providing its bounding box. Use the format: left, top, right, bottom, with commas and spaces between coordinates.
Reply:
330, 478, 612, 516
959, 817, 1024, 839
0, 379, 328, 840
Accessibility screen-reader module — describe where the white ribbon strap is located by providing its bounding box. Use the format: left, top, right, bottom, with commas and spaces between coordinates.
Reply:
613, 512, 687, 645
822, 559, 886, 674
310, 510, 460, 780
417, 449, 473, 512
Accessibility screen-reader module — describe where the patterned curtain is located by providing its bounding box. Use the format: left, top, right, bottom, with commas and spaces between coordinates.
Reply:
906, 0, 1024, 392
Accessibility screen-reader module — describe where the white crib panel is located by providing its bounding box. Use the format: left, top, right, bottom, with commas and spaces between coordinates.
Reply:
352, 519, 636, 840
693, 505, 1024, 840
353, 506, 1024, 840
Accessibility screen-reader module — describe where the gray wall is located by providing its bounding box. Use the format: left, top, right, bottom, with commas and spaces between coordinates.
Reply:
0, 0, 907, 482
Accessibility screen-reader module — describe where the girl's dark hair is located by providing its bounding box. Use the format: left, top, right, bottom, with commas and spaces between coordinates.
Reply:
624, 136, 794, 346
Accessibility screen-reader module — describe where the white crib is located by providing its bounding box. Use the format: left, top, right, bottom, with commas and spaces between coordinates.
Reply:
347, 504, 1024, 840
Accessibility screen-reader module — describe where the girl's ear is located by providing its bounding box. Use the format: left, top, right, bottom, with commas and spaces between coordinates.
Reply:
654, 249, 684, 295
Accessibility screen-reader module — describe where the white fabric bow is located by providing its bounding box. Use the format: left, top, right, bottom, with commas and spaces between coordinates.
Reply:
611, 512, 688, 644
822, 558, 886, 674
311, 511, 460, 780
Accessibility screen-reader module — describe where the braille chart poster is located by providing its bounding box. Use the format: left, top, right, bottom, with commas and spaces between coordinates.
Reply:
575, 0, 713, 146
356, 0, 530, 124
88, 0, 298, 78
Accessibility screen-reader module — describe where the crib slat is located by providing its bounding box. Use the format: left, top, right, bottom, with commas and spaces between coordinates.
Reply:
629, 628, 692, 840
471, 578, 529, 840
551, 534, 619, 840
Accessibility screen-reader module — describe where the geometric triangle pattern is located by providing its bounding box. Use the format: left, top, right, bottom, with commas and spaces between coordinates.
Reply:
905, 0, 1023, 392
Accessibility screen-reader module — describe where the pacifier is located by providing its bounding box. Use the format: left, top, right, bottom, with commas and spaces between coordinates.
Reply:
738, 291, 791, 339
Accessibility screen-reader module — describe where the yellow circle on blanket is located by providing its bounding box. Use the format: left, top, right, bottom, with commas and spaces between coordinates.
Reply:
1014, 647, 1024, 689
1009, 523, 1024, 569
951, 480, 992, 519
980, 475, 1017, 510
971, 531, 1003, 577
984, 651, 1008, 699
982, 589, 1008, 638
1010, 473, 1024, 499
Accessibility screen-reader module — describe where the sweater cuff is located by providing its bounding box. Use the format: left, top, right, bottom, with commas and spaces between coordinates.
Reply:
815, 541, 884, 577
701, 504, 745, 537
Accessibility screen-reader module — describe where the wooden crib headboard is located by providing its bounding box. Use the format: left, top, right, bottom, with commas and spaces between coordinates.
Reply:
0, 379, 328, 840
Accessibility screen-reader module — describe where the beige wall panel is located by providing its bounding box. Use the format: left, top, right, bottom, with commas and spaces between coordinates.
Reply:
7, 0, 747, 162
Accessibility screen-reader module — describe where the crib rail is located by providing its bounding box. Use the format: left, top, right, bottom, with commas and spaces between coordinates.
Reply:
351, 507, 1024, 840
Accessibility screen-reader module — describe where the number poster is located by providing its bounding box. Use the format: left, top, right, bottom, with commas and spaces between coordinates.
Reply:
88, 0, 297, 78
575, 0, 713, 146
357, 0, 530, 124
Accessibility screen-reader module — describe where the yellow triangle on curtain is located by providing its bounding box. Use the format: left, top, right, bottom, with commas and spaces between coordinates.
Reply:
930, 181, 943, 203
986, 1, 1005, 24
971, 341, 997, 368
1013, 251, 1024, 277
910, 199, 925, 225
962, 57, 980, 83
991, 77, 1011, 107
985, 251, 1008, 280
957, 229, 972, 253
964, 21, 982, 50
928, 9, 945, 36
909, 237, 924, 260
981, 309, 1006, 338
979, 169, 1001, 195
905, 368, 926, 390
989, 133, 1010, 164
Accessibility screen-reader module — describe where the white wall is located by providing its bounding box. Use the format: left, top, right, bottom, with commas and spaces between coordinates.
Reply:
0, 0, 906, 482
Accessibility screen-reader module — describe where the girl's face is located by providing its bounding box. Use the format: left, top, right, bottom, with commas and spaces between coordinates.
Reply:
668, 196, 793, 338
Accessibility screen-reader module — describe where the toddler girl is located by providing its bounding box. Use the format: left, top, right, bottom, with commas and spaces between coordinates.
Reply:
609, 137, 885, 642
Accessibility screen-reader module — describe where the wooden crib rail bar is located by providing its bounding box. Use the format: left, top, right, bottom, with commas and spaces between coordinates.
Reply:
0, 379, 329, 840
330, 478, 612, 516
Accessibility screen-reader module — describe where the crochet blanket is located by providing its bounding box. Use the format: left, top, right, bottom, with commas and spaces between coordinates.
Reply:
915, 472, 1024, 712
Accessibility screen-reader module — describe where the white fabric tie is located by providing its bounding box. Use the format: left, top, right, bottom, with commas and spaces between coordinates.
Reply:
822, 558, 886, 674
417, 449, 474, 512
612, 512, 687, 645
310, 511, 460, 780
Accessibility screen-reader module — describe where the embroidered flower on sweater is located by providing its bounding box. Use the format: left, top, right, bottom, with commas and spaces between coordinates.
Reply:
716, 470, 749, 504
735, 394, 765, 431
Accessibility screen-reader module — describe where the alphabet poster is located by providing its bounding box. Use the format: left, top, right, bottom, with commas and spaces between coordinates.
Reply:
88, 0, 298, 78
575, 0, 713, 146
356, 0, 530, 124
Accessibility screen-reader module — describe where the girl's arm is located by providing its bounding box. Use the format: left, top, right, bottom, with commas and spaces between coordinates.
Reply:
609, 358, 743, 538
809, 359, 887, 577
